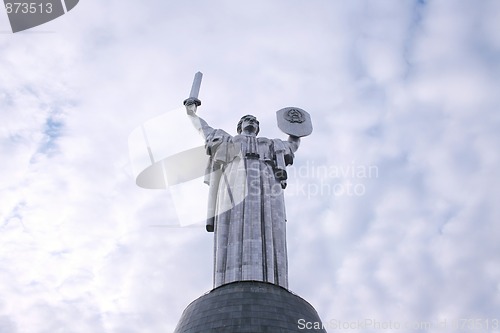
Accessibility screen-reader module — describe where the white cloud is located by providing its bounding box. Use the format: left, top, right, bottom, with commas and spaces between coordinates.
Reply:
1, 1, 499, 332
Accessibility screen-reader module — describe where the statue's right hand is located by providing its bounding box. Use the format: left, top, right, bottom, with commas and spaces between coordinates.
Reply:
183, 97, 201, 115
185, 102, 197, 115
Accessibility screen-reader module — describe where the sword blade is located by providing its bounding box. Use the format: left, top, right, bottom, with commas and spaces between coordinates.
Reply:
189, 72, 203, 98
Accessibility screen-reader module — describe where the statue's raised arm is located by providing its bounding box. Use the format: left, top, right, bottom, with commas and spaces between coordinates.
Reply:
184, 98, 214, 139
287, 134, 301, 153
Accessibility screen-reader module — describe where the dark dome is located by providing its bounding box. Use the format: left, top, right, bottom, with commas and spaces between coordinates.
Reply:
174, 281, 327, 333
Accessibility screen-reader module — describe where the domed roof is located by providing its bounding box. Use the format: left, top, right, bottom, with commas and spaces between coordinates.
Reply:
174, 281, 327, 333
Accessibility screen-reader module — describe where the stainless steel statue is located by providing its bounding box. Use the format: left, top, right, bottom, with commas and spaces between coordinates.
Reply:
184, 72, 312, 289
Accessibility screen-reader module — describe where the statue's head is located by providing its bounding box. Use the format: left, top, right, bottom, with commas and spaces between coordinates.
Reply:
237, 115, 260, 135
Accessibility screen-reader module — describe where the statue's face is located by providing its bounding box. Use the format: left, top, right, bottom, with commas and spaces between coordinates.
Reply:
241, 116, 259, 134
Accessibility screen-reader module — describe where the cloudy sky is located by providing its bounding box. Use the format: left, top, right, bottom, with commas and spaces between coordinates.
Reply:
1, 0, 500, 332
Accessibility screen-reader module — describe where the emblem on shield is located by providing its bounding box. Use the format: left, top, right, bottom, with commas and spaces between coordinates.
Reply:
276, 107, 313, 137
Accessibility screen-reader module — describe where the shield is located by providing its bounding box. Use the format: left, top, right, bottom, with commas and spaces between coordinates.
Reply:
276, 107, 313, 137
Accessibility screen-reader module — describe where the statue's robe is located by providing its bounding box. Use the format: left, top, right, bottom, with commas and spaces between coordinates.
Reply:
204, 129, 296, 289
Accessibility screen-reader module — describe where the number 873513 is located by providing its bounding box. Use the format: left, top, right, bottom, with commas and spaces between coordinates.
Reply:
5, 2, 53, 14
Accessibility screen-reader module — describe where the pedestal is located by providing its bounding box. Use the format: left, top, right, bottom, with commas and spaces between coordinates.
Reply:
174, 281, 327, 332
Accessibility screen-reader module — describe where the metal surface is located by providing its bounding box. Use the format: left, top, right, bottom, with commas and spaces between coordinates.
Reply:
184, 71, 203, 106
174, 281, 328, 333
276, 107, 313, 137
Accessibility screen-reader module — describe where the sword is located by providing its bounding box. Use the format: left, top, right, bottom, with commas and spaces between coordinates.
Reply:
183, 71, 203, 107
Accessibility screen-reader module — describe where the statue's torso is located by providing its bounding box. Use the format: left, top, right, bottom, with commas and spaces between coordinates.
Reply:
210, 134, 289, 289
232, 134, 274, 161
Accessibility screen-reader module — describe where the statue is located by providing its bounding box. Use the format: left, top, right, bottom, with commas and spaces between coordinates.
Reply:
183, 72, 312, 289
